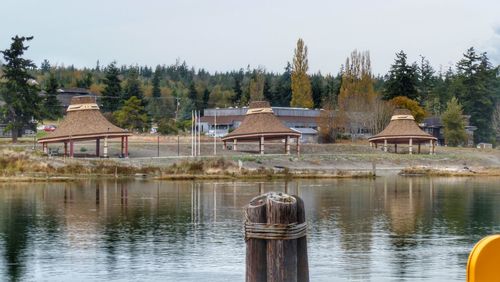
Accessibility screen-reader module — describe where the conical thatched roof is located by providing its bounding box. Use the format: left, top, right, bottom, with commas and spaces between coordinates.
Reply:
221, 101, 300, 141
39, 96, 131, 143
368, 109, 436, 144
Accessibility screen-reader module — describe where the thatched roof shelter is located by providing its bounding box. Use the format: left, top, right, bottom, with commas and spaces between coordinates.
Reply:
368, 109, 437, 154
221, 101, 301, 154
38, 96, 131, 158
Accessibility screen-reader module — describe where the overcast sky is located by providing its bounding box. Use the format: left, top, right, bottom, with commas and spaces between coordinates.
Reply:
1, 0, 500, 75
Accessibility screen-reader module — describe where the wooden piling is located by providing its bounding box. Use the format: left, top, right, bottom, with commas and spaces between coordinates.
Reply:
246, 195, 267, 282
294, 195, 309, 282
266, 193, 298, 282
245, 192, 308, 282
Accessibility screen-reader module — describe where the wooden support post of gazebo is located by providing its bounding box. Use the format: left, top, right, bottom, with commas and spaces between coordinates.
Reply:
418, 143, 421, 154
64, 142, 68, 157
125, 136, 129, 158
259, 136, 264, 155
409, 138, 413, 155
233, 139, 238, 151
297, 137, 301, 155
96, 138, 100, 157
69, 140, 74, 158
384, 139, 388, 152
285, 137, 290, 155
395, 144, 397, 153
104, 137, 108, 158
120, 137, 124, 156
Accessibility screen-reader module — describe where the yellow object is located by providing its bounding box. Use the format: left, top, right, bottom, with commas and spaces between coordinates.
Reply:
467, 235, 500, 282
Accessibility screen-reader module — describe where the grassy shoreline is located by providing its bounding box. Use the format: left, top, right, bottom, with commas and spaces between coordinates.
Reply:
1, 143, 499, 181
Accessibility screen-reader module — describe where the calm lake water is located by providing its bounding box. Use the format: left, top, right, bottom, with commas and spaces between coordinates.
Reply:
1, 177, 500, 281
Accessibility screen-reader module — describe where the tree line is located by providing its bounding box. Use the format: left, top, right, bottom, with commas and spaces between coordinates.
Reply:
1, 36, 499, 145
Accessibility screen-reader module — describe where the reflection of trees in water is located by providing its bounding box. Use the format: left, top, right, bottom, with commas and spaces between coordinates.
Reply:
0, 197, 33, 281
0, 184, 64, 281
1, 178, 500, 280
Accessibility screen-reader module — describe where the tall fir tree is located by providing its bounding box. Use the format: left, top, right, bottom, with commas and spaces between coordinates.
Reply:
152, 65, 162, 98
0, 36, 41, 142
231, 69, 244, 104
188, 81, 199, 110
311, 72, 326, 109
122, 67, 145, 107
290, 38, 313, 108
202, 88, 210, 111
417, 56, 436, 109
456, 47, 498, 143
101, 62, 122, 112
276, 63, 292, 106
42, 73, 62, 120
383, 51, 419, 101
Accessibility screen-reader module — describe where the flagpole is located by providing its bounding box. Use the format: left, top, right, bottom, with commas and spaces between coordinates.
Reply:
213, 108, 217, 155
197, 110, 201, 156
191, 110, 194, 157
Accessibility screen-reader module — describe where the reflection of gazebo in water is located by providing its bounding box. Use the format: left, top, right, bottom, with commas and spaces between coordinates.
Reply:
221, 101, 301, 155
368, 109, 437, 154
38, 96, 132, 158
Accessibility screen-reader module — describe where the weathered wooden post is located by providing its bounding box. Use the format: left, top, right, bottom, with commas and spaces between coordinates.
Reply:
246, 195, 268, 282
294, 195, 309, 282
245, 192, 309, 282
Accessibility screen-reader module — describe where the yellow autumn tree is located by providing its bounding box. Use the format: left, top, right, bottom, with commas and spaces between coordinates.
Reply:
389, 96, 427, 122
290, 38, 313, 108
337, 50, 378, 137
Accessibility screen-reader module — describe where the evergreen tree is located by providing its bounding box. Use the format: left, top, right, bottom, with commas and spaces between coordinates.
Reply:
232, 70, 244, 104
383, 51, 419, 101
188, 81, 199, 110
456, 47, 498, 143
40, 59, 51, 74
263, 74, 273, 104
275, 63, 292, 106
291, 38, 313, 108
113, 96, 149, 132
122, 67, 145, 107
428, 67, 454, 115
0, 36, 41, 142
441, 97, 467, 146
101, 62, 122, 112
311, 73, 325, 109
202, 88, 210, 111
417, 56, 436, 108
152, 65, 162, 98
76, 72, 92, 89
42, 73, 62, 120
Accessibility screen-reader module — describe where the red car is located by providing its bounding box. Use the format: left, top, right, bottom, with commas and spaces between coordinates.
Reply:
43, 125, 56, 132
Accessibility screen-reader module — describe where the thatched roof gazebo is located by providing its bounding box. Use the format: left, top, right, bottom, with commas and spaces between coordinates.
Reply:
221, 101, 301, 155
368, 109, 437, 154
38, 96, 132, 158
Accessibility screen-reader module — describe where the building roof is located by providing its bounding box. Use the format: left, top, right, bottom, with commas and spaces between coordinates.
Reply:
221, 101, 300, 141
199, 115, 243, 125
291, 127, 318, 135
368, 109, 437, 144
38, 96, 131, 143
57, 88, 92, 95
